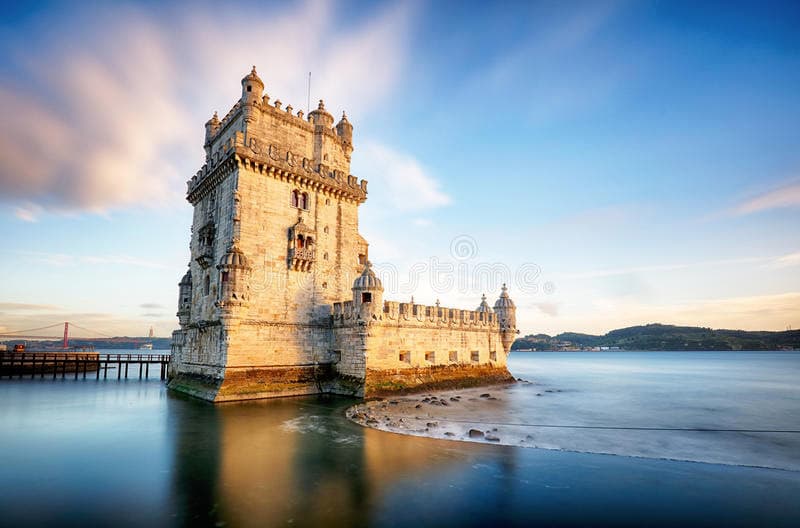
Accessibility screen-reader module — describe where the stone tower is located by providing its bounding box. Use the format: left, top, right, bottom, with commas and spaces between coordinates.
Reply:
169, 67, 519, 402
169, 66, 369, 401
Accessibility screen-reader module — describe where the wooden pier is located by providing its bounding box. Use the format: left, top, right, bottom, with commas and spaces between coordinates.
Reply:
0, 352, 171, 381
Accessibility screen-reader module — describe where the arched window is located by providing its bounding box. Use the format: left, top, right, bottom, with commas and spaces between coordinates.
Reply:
291, 190, 300, 207
306, 237, 313, 247
204, 274, 210, 295
300, 192, 309, 210
296, 235, 305, 248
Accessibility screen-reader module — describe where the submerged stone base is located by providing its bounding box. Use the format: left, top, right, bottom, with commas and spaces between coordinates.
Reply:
168, 364, 339, 402
168, 364, 513, 402
364, 364, 515, 398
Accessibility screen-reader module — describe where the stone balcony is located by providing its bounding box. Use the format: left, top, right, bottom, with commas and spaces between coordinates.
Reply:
289, 247, 316, 272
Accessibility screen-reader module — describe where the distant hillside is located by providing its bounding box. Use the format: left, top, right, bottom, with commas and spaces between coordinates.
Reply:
512, 324, 800, 351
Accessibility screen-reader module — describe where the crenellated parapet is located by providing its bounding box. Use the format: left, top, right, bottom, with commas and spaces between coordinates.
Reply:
186, 132, 368, 204
332, 298, 499, 329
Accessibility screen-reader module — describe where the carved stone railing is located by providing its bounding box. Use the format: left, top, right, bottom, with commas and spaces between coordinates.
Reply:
289, 247, 316, 272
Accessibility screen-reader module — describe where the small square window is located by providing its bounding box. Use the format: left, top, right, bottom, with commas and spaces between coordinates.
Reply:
449, 351, 458, 363
425, 351, 435, 363
399, 351, 410, 364
361, 292, 372, 303
332, 350, 341, 363
471, 351, 480, 363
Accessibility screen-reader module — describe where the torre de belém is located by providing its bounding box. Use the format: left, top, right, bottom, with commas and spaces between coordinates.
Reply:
168, 67, 518, 402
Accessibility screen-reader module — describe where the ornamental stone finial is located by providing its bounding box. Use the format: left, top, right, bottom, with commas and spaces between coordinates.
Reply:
318, 99, 325, 110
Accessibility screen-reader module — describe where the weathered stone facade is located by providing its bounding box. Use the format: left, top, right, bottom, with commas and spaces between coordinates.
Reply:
169, 67, 517, 402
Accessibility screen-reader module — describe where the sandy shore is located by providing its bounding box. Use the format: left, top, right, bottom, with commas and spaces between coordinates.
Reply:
346, 380, 541, 447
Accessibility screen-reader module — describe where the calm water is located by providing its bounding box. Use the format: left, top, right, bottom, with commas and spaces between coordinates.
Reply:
0, 351, 799, 527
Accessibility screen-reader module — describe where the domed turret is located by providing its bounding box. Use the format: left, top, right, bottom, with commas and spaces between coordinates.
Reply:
352, 261, 383, 318
216, 244, 251, 311
353, 261, 382, 290
476, 294, 493, 313
241, 65, 264, 104
177, 268, 192, 328
204, 111, 220, 159
308, 99, 334, 128
218, 244, 250, 270
493, 284, 517, 353
336, 112, 353, 142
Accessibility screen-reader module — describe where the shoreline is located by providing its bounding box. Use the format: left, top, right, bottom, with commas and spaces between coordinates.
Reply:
345, 381, 800, 472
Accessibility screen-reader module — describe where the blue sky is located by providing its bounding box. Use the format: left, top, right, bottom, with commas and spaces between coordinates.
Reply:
1, 0, 799, 338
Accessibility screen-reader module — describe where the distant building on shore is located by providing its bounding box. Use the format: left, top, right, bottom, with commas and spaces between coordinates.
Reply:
168, 67, 518, 402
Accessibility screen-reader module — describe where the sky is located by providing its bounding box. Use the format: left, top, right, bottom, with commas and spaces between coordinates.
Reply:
0, 0, 799, 338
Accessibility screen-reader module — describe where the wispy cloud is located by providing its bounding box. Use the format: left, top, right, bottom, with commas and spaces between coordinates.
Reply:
734, 180, 800, 215
553, 256, 766, 280
0, 0, 413, 216
356, 142, 451, 212
16, 251, 170, 269
533, 301, 560, 317
13, 203, 43, 222
770, 251, 800, 269
139, 302, 164, 309
0, 302, 63, 312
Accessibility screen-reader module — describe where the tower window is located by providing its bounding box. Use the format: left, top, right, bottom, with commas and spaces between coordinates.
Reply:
361, 292, 372, 303
399, 351, 410, 364
425, 351, 435, 363
490, 351, 497, 362
471, 351, 480, 363
291, 190, 310, 210
296, 235, 304, 248
247, 85, 252, 92
204, 274, 210, 296
449, 351, 458, 363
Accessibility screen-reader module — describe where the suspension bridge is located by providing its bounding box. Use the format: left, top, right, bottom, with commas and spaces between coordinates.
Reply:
0, 321, 170, 381
0, 321, 153, 348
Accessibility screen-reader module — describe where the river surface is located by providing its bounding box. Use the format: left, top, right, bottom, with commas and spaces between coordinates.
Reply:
0, 350, 799, 527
